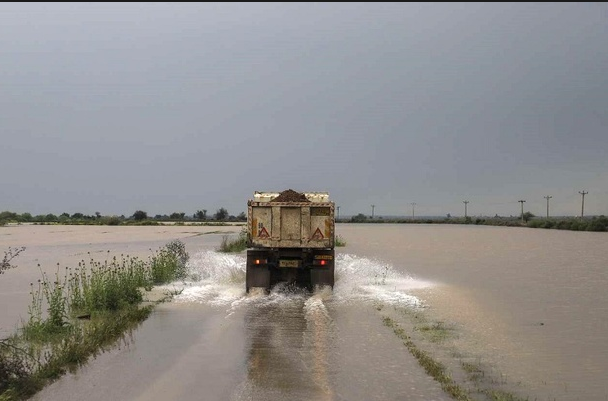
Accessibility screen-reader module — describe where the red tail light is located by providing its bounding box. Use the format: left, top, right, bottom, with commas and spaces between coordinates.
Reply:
313, 258, 330, 266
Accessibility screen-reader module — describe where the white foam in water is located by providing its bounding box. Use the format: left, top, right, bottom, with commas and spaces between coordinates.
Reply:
172, 250, 435, 311
332, 254, 433, 307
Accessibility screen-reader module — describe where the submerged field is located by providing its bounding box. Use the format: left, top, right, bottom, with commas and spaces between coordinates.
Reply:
1, 224, 607, 400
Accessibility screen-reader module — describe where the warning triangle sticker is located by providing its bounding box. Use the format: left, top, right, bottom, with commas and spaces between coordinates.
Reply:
258, 227, 270, 238
311, 228, 324, 240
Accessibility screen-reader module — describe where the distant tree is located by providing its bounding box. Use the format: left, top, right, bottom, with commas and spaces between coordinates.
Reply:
194, 210, 207, 220
350, 213, 367, 223
133, 210, 148, 221
20, 212, 32, 222
44, 214, 58, 222
95, 211, 101, 219
170, 212, 186, 220
523, 212, 535, 223
0, 211, 18, 222
214, 208, 228, 221
71, 212, 84, 219
105, 216, 121, 226
237, 212, 246, 221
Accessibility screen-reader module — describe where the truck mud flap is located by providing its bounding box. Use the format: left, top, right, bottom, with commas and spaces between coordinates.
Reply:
310, 266, 334, 290
246, 250, 270, 293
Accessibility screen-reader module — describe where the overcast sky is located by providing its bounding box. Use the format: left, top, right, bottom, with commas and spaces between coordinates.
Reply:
1, 3, 607, 218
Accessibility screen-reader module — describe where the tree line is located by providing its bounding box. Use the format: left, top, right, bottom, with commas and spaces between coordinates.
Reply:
342, 213, 608, 232
0, 208, 247, 226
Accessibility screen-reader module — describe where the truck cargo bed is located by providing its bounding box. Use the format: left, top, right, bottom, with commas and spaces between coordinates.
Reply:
247, 201, 335, 249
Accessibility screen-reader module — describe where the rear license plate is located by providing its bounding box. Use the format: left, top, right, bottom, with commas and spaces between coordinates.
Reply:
279, 260, 299, 268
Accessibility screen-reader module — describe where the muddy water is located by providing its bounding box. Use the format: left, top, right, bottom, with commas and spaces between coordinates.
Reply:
2, 224, 607, 400
337, 223, 608, 401
0, 224, 241, 334
25, 228, 449, 401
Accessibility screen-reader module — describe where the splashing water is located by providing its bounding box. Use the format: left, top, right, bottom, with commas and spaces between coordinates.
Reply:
171, 250, 435, 311
332, 254, 434, 307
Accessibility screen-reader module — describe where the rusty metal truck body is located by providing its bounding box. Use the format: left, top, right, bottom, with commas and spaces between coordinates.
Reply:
246, 191, 335, 293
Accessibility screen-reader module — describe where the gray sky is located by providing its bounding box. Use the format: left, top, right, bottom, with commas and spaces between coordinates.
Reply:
2, 3, 607, 218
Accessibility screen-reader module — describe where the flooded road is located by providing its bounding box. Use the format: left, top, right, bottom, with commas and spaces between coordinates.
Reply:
2, 224, 607, 400
28, 250, 448, 401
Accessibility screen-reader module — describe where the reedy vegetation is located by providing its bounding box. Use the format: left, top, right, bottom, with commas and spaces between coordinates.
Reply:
217, 227, 248, 253
0, 248, 26, 276
0, 240, 189, 400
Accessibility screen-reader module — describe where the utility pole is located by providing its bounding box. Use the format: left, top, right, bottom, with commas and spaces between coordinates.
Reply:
544, 196, 552, 218
410, 203, 416, 219
518, 200, 526, 222
463, 200, 469, 219
579, 191, 588, 218
371, 205, 375, 219
337, 206, 340, 221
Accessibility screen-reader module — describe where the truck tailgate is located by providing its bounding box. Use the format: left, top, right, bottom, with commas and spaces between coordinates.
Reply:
248, 202, 334, 248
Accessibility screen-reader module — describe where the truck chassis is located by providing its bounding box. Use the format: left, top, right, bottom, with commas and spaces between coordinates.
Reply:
246, 248, 335, 293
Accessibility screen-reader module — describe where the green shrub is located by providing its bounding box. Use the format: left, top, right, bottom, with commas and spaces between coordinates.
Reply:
217, 228, 247, 253
335, 235, 347, 247
0, 240, 190, 399
587, 217, 608, 232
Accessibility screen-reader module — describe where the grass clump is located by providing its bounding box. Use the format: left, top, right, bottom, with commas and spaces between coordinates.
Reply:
0, 240, 189, 400
382, 316, 472, 400
416, 321, 453, 343
150, 240, 189, 284
461, 361, 485, 382
480, 389, 528, 401
382, 313, 530, 401
335, 235, 347, 247
217, 227, 248, 253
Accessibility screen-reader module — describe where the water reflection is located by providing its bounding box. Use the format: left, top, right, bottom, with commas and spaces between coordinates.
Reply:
243, 289, 335, 401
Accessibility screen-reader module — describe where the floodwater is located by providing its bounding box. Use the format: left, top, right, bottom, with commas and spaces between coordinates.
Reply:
1, 224, 606, 400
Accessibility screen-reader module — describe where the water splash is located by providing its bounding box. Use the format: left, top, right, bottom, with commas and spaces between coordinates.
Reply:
172, 250, 435, 310
332, 254, 433, 307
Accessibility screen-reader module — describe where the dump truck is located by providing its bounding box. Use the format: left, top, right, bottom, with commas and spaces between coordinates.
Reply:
246, 189, 335, 293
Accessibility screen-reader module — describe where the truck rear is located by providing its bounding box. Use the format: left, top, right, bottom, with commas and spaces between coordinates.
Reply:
246, 189, 335, 293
